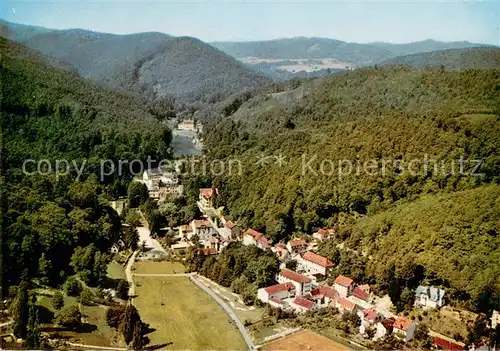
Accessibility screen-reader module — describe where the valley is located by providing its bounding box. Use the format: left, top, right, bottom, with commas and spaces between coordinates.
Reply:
1, 9, 499, 351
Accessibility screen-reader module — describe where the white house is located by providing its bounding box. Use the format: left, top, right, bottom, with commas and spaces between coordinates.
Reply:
272, 243, 290, 262
310, 286, 336, 307
393, 316, 416, 341
286, 239, 308, 254
297, 251, 334, 276
276, 269, 312, 296
191, 219, 216, 239
242, 228, 271, 250
290, 296, 316, 313
178, 118, 196, 131
334, 275, 354, 298
374, 317, 396, 340
312, 228, 336, 241
334, 296, 358, 314
414, 285, 445, 309
491, 310, 500, 329
199, 188, 217, 208
257, 282, 296, 306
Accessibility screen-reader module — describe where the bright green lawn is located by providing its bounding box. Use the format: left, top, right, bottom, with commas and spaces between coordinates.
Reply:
133, 261, 186, 275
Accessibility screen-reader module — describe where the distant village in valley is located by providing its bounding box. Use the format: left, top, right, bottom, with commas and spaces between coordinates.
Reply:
109, 140, 499, 350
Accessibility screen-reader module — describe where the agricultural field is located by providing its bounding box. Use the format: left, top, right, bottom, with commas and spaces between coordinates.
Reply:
133, 261, 186, 275
263, 330, 351, 350
134, 276, 246, 350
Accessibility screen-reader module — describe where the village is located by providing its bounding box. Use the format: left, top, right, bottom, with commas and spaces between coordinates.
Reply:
122, 130, 500, 350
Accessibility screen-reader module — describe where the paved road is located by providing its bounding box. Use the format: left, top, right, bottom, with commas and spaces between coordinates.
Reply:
137, 211, 167, 254
133, 273, 189, 277
125, 250, 139, 300
66, 342, 126, 350
190, 273, 255, 350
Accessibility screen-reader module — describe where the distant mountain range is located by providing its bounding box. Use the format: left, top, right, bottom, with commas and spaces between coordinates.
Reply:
0, 20, 269, 102
1, 19, 497, 96
211, 37, 497, 78
211, 37, 493, 65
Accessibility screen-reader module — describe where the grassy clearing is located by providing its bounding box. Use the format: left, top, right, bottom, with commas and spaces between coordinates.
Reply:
107, 261, 126, 280
409, 306, 475, 340
134, 276, 246, 350
198, 276, 264, 324
132, 261, 186, 275
36, 290, 123, 347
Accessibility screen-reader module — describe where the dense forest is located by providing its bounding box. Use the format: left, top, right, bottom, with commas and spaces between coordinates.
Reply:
200, 65, 500, 311
0, 37, 171, 294
0, 19, 269, 104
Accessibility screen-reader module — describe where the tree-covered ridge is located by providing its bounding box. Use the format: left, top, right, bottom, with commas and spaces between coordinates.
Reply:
380, 47, 500, 70
344, 185, 500, 309
1, 37, 170, 172
0, 38, 170, 295
0, 20, 270, 103
200, 66, 500, 307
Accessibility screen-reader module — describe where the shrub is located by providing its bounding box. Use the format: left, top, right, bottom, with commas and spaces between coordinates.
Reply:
52, 291, 64, 310
63, 277, 82, 296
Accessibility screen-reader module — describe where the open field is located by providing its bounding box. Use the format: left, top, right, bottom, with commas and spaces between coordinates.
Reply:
37, 292, 123, 347
409, 306, 476, 340
107, 261, 126, 280
198, 276, 264, 323
263, 330, 351, 350
133, 261, 186, 275
134, 276, 246, 350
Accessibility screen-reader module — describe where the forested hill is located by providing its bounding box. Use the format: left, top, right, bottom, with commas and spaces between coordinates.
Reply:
200, 66, 500, 309
0, 19, 269, 102
1, 37, 170, 293
211, 37, 490, 64
380, 47, 500, 70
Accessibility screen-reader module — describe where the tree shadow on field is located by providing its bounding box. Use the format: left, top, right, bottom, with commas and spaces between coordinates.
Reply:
146, 342, 173, 350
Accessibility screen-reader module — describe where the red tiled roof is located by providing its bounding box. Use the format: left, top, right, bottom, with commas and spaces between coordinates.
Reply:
200, 188, 217, 199
381, 317, 396, 329
363, 308, 378, 322
192, 219, 211, 229
432, 337, 464, 350
302, 251, 334, 268
289, 239, 307, 247
263, 282, 295, 295
257, 235, 270, 248
269, 296, 285, 305
225, 220, 233, 229
279, 269, 312, 284
335, 297, 356, 311
352, 287, 370, 301
244, 228, 263, 239
311, 286, 336, 299
201, 248, 217, 255
275, 243, 287, 249
293, 297, 314, 310
316, 228, 336, 236
334, 275, 354, 287
394, 316, 413, 331
358, 284, 370, 293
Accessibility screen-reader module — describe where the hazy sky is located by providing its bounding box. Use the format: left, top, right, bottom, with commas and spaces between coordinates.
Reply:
1, 0, 498, 44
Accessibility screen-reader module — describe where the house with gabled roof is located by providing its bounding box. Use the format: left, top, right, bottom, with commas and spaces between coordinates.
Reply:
199, 187, 218, 208
310, 286, 336, 307
393, 315, 416, 341
334, 275, 354, 298
242, 228, 271, 250
374, 317, 395, 340
312, 228, 336, 241
297, 251, 334, 276
414, 285, 445, 309
290, 296, 316, 313
257, 282, 296, 307
286, 239, 308, 254
334, 296, 358, 314
276, 269, 312, 296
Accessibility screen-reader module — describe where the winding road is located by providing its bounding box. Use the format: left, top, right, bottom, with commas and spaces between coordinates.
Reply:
190, 273, 255, 350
